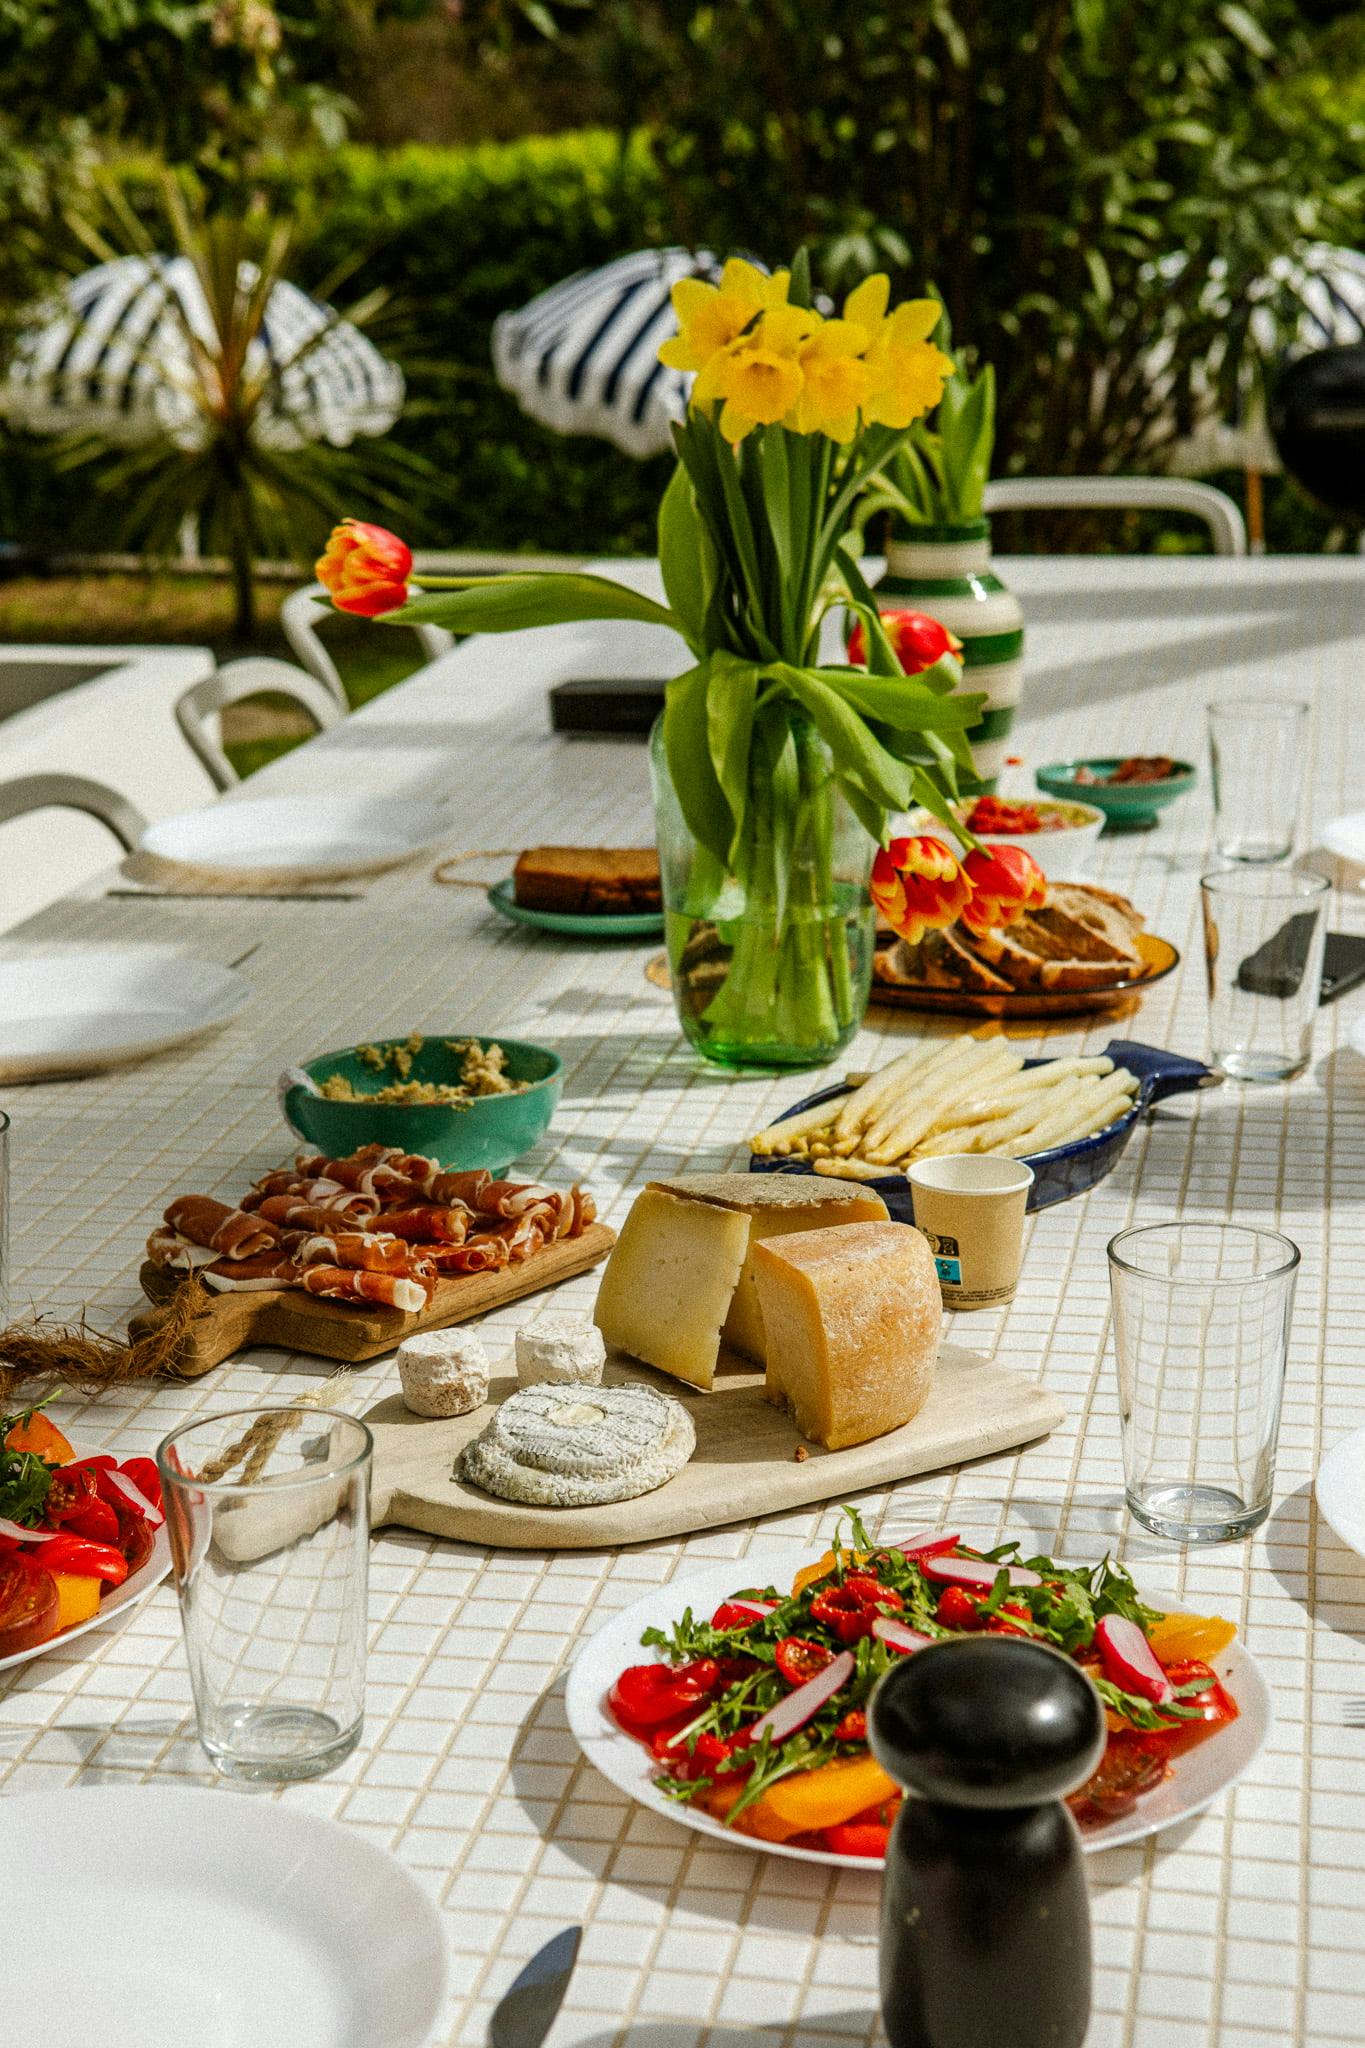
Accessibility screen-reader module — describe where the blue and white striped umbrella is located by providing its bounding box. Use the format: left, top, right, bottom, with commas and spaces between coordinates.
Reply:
492, 246, 729, 459
3, 254, 404, 453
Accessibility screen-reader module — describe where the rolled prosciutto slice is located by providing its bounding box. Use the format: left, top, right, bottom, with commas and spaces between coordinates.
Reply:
257, 1197, 379, 1234
297, 1265, 429, 1313
375, 1205, 471, 1246
280, 1231, 432, 1277
164, 1197, 280, 1260
427, 1235, 510, 1274
202, 1252, 300, 1292
146, 1228, 218, 1271
426, 1168, 492, 1210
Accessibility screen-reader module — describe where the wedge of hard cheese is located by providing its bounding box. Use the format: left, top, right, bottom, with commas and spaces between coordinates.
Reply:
752, 1221, 940, 1449
593, 1174, 889, 1389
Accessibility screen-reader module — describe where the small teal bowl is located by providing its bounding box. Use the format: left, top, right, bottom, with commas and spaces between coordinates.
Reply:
1035, 759, 1197, 834
280, 1034, 562, 1173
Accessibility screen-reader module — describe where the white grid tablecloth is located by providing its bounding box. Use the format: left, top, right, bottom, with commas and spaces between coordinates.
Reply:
2, 555, 1364, 2048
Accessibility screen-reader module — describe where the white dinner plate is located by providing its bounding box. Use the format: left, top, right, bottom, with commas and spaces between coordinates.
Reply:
0, 1443, 172, 1673
138, 794, 450, 883
566, 1548, 1272, 1868
1315, 1424, 1365, 1561
0, 948, 251, 1082
3, 1786, 447, 2048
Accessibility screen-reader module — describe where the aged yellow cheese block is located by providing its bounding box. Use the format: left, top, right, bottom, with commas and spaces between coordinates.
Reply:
592, 1187, 751, 1389
647, 1173, 890, 1365
752, 1220, 940, 1449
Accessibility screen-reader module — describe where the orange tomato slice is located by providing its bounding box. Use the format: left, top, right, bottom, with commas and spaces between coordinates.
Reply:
51, 1572, 103, 1631
1147, 1611, 1237, 1664
4, 1411, 74, 1463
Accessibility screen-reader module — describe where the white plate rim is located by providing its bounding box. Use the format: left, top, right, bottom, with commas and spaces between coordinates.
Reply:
0, 1445, 172, 1673
138, 794, 450, 882
0, 948, 250, 1079
1316, 1423, 1365, 1561
2, 1783, 448, 2048
566, 1547, 1272, 1868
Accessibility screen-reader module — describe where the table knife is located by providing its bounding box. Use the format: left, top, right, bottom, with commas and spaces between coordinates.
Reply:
488, 1925, 581, 2048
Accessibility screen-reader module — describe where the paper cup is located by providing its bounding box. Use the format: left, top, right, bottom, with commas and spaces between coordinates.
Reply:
907, 1155, 1034, 1311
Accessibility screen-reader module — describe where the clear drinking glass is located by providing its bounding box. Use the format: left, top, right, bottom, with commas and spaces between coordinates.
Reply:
0, 1111, 9, 1325
157, 1406, 372, 1782
1201, 866, 1328, 1081
1108, 1222, 1299, 1543
1207, 697, 1309, 862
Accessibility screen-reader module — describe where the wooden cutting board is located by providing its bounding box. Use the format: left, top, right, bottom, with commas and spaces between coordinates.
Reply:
364, 1342, 1065, 1550
131, 1223, 616, 1375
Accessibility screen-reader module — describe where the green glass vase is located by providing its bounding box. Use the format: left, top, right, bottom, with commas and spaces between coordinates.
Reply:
650, 712, 876, 1070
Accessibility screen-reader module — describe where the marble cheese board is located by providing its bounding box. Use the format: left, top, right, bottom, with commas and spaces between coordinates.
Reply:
362, 1343, 1065, 1549
132, 1224, 616, 1375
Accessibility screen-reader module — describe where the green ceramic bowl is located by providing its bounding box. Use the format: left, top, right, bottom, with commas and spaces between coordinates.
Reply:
280, 1034, 563, 1173
1035, 759, 1197, 834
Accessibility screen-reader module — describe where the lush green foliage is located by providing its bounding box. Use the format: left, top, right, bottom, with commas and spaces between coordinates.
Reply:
593, 0, 1365, 479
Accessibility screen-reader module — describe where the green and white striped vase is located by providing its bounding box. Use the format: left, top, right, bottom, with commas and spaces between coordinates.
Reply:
875, 517, 1024, 791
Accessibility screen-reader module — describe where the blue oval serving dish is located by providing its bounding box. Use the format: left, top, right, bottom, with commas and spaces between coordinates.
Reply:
749, 1039, 1216, 1214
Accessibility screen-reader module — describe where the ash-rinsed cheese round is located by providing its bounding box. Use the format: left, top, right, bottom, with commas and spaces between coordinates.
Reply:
397, 1328, 491, 1418
514, 1314, 606, 1389
460, 1381, 694, 1506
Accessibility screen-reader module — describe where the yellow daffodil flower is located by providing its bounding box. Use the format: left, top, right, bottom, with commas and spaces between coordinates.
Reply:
863, 298, 955, 429
785, 320, 872, 442
695, 304, 818, 442
659, 258, 792, 374
842, 274, 890, 334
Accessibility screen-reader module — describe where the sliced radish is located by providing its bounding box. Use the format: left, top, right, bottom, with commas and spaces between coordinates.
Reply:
871, 1616, 933, 1655
722, 1599, 775, 1620
105, 1468, 164, 1527
890, 1531, 962, 1561
922, 1554, 1042, 1591
0, 1517, 56, 1545
1095, 1614, 1173, 1705
749, 1650, 855, 1744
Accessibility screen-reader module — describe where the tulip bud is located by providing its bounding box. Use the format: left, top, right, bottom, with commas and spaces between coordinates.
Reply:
871, 834, 973, 945
848, 609, 963, 676
316, 519, 413, 617
958, 843, 1048, 937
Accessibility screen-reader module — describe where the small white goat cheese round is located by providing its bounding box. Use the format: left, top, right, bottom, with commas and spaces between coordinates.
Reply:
514, 1313, 606, 1389
460, 1381, 694, 1506
397, 1328, 490, 1418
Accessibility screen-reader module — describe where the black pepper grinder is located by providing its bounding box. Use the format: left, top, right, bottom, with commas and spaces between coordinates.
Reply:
869, 1637, 1106, 2048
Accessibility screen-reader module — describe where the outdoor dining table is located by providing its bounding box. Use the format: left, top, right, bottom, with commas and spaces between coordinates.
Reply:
2, 552, 1364, 2048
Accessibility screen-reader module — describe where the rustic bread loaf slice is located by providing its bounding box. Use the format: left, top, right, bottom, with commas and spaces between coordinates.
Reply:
875, 928, 1013, 994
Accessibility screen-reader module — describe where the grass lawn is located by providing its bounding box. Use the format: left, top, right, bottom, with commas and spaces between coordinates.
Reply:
0, 570, 425, 776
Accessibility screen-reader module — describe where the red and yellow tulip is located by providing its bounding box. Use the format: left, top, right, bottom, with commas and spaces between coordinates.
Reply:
958, 843, 1048, 937
847, 609, 963, 677
871, 835, 973, 945
315, 519, 412, 617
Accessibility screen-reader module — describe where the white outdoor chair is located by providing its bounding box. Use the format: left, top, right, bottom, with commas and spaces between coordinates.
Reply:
176, 657, 343, 792
281, 582, 454, 706
0, 773, 148, 848
983, 477, 1248, 556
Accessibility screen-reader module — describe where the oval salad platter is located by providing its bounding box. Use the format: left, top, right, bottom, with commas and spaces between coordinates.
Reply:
566, 1547, 1271, 1868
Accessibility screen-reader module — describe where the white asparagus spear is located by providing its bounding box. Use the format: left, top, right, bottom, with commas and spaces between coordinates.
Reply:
867, 1044, 1023, 1163
859, 1036, 997, 1154
833, 1039, 952, 1141
749, 1097, 842, 1153
1002, 1073, 1137, 1156
920, 1055, 1116, 1132
911, 1062, 1125, 1157
813, 1155, 894, 1181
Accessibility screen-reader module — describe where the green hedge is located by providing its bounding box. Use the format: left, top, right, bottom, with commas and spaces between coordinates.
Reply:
3, 129, 676, 558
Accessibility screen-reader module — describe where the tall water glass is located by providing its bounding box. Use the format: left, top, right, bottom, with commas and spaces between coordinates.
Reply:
1207, 697, 1309, 862
1201, 866, 1328, 1081
1108, 1223, 1298, 1543
158, 1406, 371, 1782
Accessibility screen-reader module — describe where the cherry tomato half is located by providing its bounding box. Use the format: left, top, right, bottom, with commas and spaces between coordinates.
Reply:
774, 1637, 834, 1686
609, 1658, 721, 1731
0, 1558, 60, 1656
823, 1820, 891, 1858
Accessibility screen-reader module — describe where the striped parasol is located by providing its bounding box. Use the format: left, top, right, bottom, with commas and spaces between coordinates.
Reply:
491, 246, 729, 458
4, 254, 404, 452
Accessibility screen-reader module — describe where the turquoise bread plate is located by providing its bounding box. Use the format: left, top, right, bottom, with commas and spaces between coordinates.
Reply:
487, 876, 663, 939
1036, 759, 1197, 833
